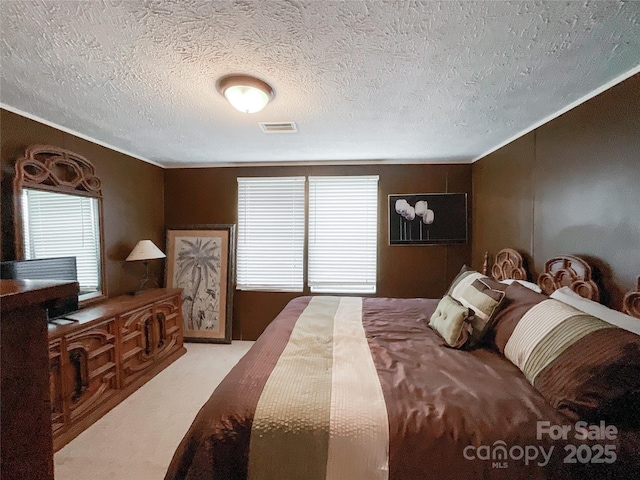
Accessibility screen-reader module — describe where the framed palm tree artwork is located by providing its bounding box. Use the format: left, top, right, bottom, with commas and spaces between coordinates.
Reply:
165, 225, 236, 343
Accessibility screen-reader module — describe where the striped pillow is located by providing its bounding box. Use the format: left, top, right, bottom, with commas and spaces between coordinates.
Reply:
491, 281, 640, 421
448, 270, 505, 346
429, 295, 473, 348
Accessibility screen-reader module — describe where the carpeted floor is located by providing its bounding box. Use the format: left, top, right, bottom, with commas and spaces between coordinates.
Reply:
54, 341, 254, 480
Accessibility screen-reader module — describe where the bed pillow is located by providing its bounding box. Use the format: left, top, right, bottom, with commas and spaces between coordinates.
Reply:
447, 265, 488, 298
499, 278, 542, 293
446, 266, 507, 346
455, 279, 505, 346
490, 281, 640, 421
429, 295, 473, 348
551, 286, 640, 336
490, 281, 549, 354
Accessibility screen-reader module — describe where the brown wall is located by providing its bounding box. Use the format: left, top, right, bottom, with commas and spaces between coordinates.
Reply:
472, 73, 640, 309
1, 109, 165, 298
165, 163, 472, 340
1, 109, 472, 340
5, 73, 636, 340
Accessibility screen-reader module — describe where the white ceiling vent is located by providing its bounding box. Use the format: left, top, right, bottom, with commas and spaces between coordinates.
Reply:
259, 122, 297, 134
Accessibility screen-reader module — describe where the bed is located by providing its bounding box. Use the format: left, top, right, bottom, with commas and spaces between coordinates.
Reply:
165, 250, 640, 480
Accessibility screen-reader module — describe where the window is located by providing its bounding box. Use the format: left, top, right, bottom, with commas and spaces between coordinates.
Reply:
237, 177, 305, 291
237, 175, 379, 294
21, 189, 102, 297
308, 176, 378, 293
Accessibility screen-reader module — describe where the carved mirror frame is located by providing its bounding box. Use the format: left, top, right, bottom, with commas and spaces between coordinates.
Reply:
13, 144, 107, 305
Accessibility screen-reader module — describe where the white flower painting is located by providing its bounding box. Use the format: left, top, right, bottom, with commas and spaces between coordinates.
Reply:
389, 194, 467, 245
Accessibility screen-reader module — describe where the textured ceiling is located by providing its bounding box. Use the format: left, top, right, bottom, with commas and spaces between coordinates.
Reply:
1, 1, 639, 168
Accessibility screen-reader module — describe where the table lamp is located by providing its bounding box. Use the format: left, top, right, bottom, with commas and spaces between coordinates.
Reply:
125, 240, 166, 292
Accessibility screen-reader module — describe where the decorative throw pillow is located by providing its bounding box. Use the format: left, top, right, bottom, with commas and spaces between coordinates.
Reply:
429, 295, 473, 348
447, 265, 488, 298
449, 275, 506, 346
490, 281, 640, 422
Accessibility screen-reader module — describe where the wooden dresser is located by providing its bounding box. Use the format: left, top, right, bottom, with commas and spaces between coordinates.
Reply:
1, 279, 79, 480
47, 288, 186, 450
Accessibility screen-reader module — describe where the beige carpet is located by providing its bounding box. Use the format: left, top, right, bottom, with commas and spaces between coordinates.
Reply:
54, 341, 254, 480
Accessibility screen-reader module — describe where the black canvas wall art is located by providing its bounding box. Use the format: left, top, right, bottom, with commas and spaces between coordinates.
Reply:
388, 193, 467, 245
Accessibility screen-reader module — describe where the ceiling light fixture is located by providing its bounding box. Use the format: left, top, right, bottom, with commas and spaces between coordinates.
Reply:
216, 74, 274, 114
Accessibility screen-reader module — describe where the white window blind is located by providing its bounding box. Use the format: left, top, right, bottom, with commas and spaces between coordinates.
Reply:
308, 175, 379, 293
22, 189, 102, 295
237, 177, 305, 291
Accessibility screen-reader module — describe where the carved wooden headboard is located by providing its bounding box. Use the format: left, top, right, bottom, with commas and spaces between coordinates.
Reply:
484, 249, 639, 320
537, 255, 600, 302
489, 248, 528, 281
623, 277, 640, 319
482, 248, 528, 281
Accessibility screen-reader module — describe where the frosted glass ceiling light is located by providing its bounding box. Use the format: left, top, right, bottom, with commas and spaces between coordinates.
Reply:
216, 74, 274, 113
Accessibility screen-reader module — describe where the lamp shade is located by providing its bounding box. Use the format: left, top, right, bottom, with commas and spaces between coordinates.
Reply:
125, 240, 166, 262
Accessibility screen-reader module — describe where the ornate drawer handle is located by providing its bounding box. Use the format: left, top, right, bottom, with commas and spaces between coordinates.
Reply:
157, 313, 166, 349
69, 348, 88, 402
144, 318, 152, 355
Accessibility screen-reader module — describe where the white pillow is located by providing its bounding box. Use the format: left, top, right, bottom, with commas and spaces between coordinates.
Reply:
499, 278, 542, 293
550, 286, 640, 336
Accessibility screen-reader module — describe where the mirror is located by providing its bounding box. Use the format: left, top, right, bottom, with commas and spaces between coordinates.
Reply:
13, 145, 107, 304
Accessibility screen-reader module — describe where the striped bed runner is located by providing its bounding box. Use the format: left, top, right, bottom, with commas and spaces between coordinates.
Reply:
247, 296, 389, 480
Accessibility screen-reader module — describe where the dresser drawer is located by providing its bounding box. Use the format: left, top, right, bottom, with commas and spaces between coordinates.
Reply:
63, 318, 118, 423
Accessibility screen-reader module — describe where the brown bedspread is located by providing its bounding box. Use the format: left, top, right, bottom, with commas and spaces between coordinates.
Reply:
165, 296, 639, 480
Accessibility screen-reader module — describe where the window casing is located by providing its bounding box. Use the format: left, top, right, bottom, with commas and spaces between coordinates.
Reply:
308, 176, 378, 294
22, 189, 102, 296
237, 175, 379, 294
236, 177, 305, 292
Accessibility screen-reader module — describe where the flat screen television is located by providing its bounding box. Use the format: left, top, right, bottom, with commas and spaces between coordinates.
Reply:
0, 257, 80, 320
